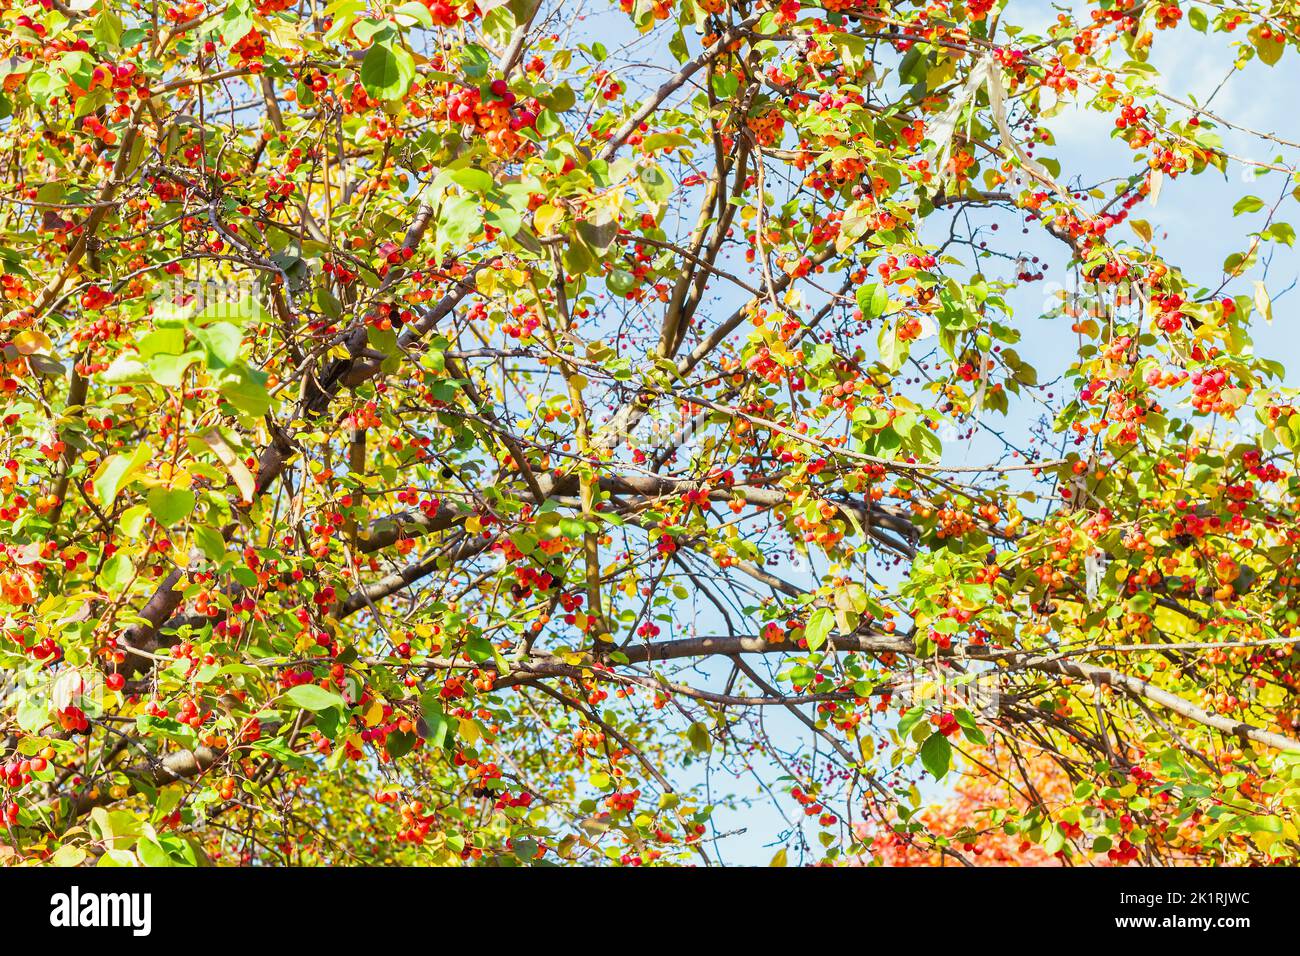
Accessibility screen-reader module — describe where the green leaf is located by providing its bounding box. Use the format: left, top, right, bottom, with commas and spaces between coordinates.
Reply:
954, 708, 988, 745
194, 524, 226, 561
638, 165, 673, 203
686, 721, 712, 753
540, 82, 575, 113
485, 203, 522, 237
438, 194, 482, 246
445, 167, 493, 194
393, 0, 433, 27
460, 43, 492, 79
195, 296, 265, 329
51, 844, 88, 867
920, 732, 951, 779
284, 684, 346, 712
385, 729, 416, 759
216, 364, 271, 417
147, 351, 202, 387
137, 838, 174, 867
361, 41, 415, 101
97, 552, 134, 593
897, 705, 926, 737
1263, 222, 1295, 246
147, 487, 196, 527
857, 282, 888, 318
17, 697, 48, 733
877, 323, 909, 372
606, 268, 636, 296
93, 9, 124, 48
192, 322, 243, 368
100, 354, 150, 385
352, 19, 393, 44
27, 71, 67, 108
1233, 195, 1265, 215
119, 504, 150, 538
419, 695, 456, 750
1256, 35, 1284, 66
316, 286, 343, 320
1246, 814, 1283, 833
804, 607, 834, 651
98, 849, 138, 867
220, 0, 254, 45
137, 327, 187, 358
93, 442, 153, 509
534, 108, 562, 137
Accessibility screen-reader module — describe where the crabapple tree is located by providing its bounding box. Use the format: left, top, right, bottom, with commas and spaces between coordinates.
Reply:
2, 0, 1300, 866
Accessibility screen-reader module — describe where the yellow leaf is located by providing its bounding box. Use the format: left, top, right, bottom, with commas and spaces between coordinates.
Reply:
533, 203, 563, 236
13, 330, 52, 355
158, 463, 194, 489
859, 734, 876, 762
1148, 168, 1163, 207
475, 268, 498, 297
1254, 281, 1272, 323
1250, 829, 1278, 852
201, 429, 255, 502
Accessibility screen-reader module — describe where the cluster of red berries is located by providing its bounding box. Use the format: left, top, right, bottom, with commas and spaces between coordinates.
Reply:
791, 785, 839, 826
